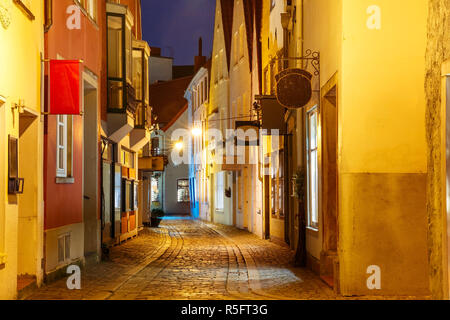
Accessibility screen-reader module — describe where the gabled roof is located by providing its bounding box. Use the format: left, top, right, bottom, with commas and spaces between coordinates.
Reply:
254, 0, 262, 92
242, 0, 254, 71
220, 0, 235, 71
149, 76, 193, 129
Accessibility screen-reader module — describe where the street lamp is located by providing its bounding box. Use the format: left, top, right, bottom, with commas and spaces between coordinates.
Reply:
174, 141, 183, 151
191, 127, 202, 137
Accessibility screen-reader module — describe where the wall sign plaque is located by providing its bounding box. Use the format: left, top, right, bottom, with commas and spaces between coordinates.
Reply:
275, 68, 313, 109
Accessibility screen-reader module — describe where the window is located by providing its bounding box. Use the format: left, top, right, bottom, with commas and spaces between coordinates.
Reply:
122, 179, 134, 212
132, 49, 143, 101
107, 15, 124, 110
56, 115, 73, 177
271, 148, 284, 217
121, 148, 134, 168
125, 20, 132, 84
134, 182, 138, 210
200, 81, 204, 104
307, 108, 319, 229
197, 85, 200, 107
151, 176, 160, 202
177, 179, 190, 203
214, 55, 219, 83
219, 50, 224, 79
233, 32, 239, 65
57, 234, 71, 263
215, 172, 224, 211
239, 24, 245, 58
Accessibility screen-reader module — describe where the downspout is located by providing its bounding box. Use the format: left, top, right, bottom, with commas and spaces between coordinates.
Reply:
41, 0, 51, 280
44, 0, 52, 33
40, 50, 47, 282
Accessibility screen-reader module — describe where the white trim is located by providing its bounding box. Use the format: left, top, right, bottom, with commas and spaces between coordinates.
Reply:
57, 232, 71, 264
56, 115, 68, 177
0, 95, 6, 104
306, 106, 319, 230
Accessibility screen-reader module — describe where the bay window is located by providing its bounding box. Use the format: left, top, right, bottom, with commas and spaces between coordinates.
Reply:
107, 6, 134, 113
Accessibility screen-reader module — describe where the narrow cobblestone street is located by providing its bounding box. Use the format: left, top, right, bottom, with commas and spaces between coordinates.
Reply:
25, 218, 339, 300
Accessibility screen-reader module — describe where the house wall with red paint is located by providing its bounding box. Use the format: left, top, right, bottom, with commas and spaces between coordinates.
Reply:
43, 0, 104, 275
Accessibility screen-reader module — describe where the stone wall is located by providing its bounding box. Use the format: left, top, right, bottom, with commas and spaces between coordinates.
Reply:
425, 0, 450, 300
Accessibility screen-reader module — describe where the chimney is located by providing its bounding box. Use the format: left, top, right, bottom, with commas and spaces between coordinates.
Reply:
194, 37, 207, 73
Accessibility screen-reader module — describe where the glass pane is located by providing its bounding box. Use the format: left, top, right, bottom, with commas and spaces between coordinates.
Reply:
58, 237, 64, 262
178, 179, 189, 187
128, 182, 133, 211
133, 49, 143, 101
145, 56, 149, 104
108, 80, 123, 109
126, 24, 132, 83
64, 235, 71, 260
151, 177, 160, 202
58, 148, 64, 170
310, 112, 317, 150
310, 150, 318, 226
134, 183, 138, 210
107, 16, 123, 78
58, 125, 64, 146
114, 165, 122, 213
103, 162, 111, 223
135, 103, 144, 127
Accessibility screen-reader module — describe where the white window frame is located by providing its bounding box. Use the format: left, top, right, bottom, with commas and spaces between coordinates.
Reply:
306, 107, 319, 230
215, 171, 224, 211
56, 115, 68, 177
57, 233, 71, 264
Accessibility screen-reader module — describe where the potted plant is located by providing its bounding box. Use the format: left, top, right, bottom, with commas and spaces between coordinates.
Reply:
150, 208, 165, 228
292, 167, 307, 267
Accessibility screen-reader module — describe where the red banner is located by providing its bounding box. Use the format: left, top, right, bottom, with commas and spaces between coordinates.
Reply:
49, 60, 81, 115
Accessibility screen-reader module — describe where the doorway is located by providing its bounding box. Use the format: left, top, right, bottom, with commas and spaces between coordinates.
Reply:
236, 170, 243, 229
17, 104, 40, 293
0, 97, 4, 265
82, 75, 100, 263
320, 79, 339, 290
445, 73, 450, 298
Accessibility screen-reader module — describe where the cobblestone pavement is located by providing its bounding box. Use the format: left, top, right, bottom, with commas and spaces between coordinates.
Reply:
25, 218, 424, 300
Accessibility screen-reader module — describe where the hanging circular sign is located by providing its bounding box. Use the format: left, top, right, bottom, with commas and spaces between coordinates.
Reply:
275, 68, 313, 109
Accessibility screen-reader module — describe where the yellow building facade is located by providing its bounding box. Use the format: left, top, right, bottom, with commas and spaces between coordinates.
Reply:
258, 0, 432, 296
209, 0, 234, 226
0, 0, 44, 299
302, 0, 429, 296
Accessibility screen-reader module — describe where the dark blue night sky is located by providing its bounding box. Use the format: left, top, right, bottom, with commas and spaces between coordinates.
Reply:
141, 0, 216, 65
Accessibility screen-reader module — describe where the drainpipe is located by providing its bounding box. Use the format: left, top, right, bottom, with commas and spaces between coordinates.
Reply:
40, 51, 47, 282
44, 0, 53, 33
